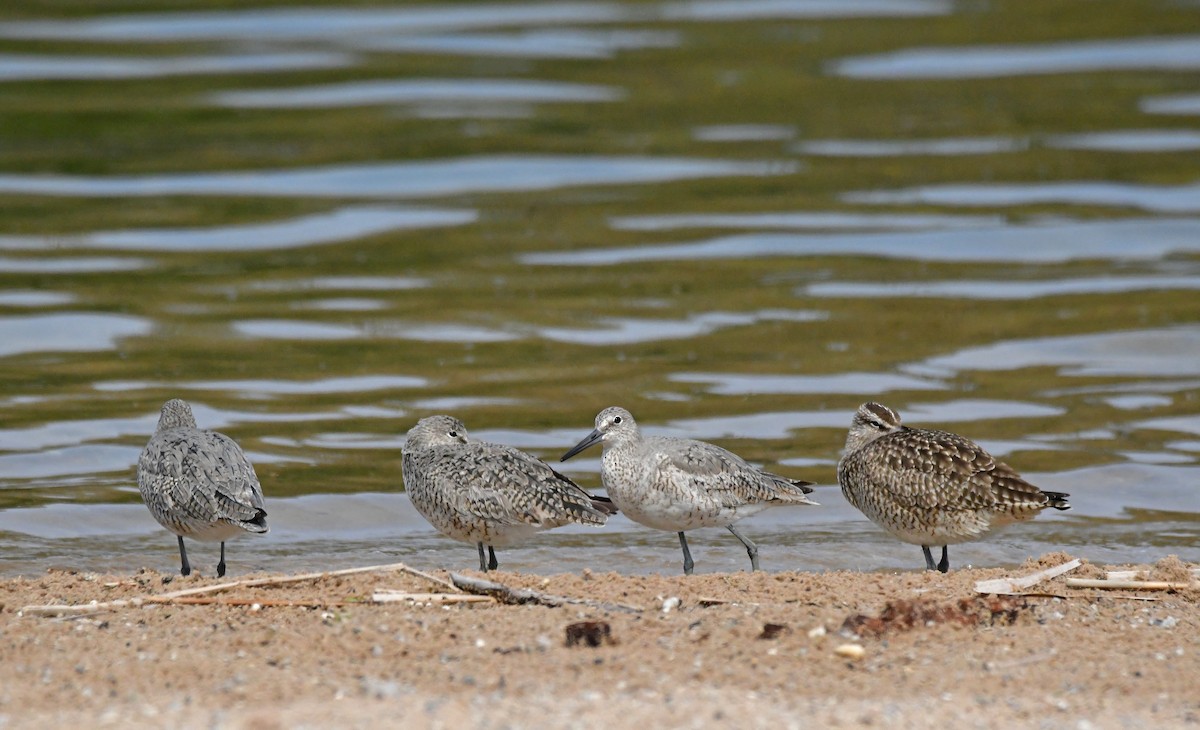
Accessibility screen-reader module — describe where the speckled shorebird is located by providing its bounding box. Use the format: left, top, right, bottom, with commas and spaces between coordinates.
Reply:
402, 415, 616, 572
561, 406, 817, 575
838, 402, 1071, 573
137, 399, 268, 577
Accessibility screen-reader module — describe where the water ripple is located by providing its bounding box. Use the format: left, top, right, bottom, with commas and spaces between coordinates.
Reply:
671, 371, 944, 395
360, 29, 680, 59
913, 326, 1200, 378
0, 51, 351, 82
535, 310, 825, 346
86, 206, 475, 251
0, 291, 74, 307
803, 275, 1200, 300
0, 155, 794, 200
210, 78, 623, 109
0, 313, 151, 358
1046, 130, 1200, 153
95, 375, 427, 397
832, 35, 1200, 79
610, 210, 1002, 231
1141, 93, 1200, 116
661, 0, 950, 21
844, 181, 1200, 213
795, 136, 1026, 156
523, 218, 1200, 265
0, 1, 950, 45
0, 256, 147, 273
0, 4, 630, 43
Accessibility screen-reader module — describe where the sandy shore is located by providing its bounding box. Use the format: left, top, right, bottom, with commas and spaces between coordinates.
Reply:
0, 553, 1196, 729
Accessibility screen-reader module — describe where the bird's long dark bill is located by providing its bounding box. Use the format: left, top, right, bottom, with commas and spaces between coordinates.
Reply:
561, 429, 603, 461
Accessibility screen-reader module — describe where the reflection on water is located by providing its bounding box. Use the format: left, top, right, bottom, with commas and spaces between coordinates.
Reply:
0, 291, 74, 307
804, 275, 1200, 300
1142, 93, 1200, 116
609, 210, 1002, 231
97, 375, 428, 397
0, 1, 950, 45
0, 156, 794, 199
0, 51, 351, 81
78, 206, 476, 251
523, 218, 1200, 265
360, 29, 680, 59
536, 310, 825, 345
1046, 130, 1200, 153
832, 35, 1200, 79
248, 276, 430, 292
659, 0, 950, 21
210, 78, 624, 111
0, 256, 147, 273
796, 136, 1026, 156
693, 124, 796, 142
796, 132, 1200, 156
915, 326, 1200, 378
0, 0, 1196, 576
0, 313, 151, 358
671, 371, 944, 395
845, 181, 1200, 213
0, 4, 631, 42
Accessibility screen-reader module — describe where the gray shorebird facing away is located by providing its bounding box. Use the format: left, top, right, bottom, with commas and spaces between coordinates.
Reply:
137, 399, 268, 577
561, 406, 817, 575
837, 402, 1071, 573
401, 415, 616, 572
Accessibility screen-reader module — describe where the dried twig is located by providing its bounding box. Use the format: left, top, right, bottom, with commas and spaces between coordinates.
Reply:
449, 573, 643, 614
974, 558, 1082, 595
1104, 568, 1200, 581
371, 591, 494, 605
20, 561, 453, 617
167, 597, 348, 608
1065, 578, 1199, 592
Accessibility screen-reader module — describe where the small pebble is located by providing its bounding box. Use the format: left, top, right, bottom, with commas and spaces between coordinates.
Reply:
834, 643, 866, 660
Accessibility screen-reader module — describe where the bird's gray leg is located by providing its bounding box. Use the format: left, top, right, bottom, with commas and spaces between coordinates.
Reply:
921, 545, 936, 571
677, 532, 694, 575
477, 542, 488, 572
726, 525, 760, 572
217, 542, 227, 578
487, 546, 499, 572
177, 535, 192, 576
937, 545, 949, 574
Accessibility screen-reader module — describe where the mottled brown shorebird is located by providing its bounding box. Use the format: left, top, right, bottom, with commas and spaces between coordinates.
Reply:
137, 399, 268, 577
402, 415, 615, 572
561, 406, 817, 575
837, 402, 1070, 573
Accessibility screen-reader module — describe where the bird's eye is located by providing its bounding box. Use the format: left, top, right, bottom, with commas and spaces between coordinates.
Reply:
448, 430, 459, 438
613, 416, 622, 424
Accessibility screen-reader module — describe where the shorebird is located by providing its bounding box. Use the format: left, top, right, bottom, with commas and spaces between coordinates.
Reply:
402, 415, 616, 572
561, 406, 817, 575
838, 402, 1071, 573
137, 399, 268, 577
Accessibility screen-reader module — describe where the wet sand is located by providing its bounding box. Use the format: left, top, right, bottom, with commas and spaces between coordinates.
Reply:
0, 553, 1196, 729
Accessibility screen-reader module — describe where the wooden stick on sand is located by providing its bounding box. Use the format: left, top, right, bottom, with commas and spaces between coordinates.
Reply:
1066, 578, 1200, 592
449, 573, 643, 614
20, 561, 456, 617
974, 558, 1082, 595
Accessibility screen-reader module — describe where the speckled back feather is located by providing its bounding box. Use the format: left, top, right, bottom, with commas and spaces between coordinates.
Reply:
402, 415, 611, 548
838, 402, 1068, 546
137, 399, 268, 541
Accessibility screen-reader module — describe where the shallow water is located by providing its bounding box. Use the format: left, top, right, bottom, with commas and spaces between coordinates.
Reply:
0, 0, 1196, 577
